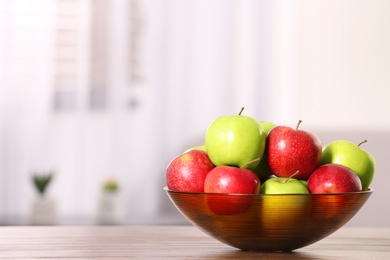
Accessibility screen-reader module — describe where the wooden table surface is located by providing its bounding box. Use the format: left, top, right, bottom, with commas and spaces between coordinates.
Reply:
0, 225, 388, 259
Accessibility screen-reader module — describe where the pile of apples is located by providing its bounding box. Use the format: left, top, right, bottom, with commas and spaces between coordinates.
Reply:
165, 108, 376, 196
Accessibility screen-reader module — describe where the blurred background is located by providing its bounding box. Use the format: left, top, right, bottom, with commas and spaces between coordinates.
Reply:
0, 0, 389, 226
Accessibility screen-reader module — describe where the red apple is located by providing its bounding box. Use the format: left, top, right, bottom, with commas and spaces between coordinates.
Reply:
204, 165, 260, 194
204, 165, 260, 215
308, 164, 362, 193
166, 150, 214, 192
267, 121, 322, 179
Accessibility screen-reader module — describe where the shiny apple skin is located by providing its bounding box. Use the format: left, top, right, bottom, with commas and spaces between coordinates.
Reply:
166, 150, 214, 192
267, 125, 322, 179
204, 165, 260, 215
308, 164, 362, 193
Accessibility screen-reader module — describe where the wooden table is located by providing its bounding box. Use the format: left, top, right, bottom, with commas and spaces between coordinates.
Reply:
0, 225, 388, 259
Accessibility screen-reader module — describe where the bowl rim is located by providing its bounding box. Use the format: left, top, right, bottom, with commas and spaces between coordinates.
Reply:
163, 186, 373, 196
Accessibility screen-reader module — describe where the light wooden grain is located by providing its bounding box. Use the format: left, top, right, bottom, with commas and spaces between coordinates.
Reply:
0, 226, 388, 259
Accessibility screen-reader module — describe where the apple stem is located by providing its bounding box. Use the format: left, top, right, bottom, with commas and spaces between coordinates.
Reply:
238, 107, 245, 115
358, 139, 368, 147
240, 158, 260, 169
283, 170, 300, 184
296, 120, 302, 130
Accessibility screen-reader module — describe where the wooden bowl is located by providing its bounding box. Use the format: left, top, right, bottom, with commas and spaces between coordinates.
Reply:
164, 187, 372, 252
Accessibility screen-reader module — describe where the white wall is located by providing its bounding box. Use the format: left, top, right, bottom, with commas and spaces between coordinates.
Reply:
301, 0, 390, 132
298, 1, 390, 227
161, 0, 390, 227
0, 0, 389, 227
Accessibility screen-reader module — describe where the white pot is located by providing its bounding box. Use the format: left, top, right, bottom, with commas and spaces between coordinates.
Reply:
97, 192, 124, 225
30, 196, 57, 225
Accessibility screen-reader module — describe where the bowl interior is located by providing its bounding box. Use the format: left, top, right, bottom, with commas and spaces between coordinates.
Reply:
165, 188, 372, 252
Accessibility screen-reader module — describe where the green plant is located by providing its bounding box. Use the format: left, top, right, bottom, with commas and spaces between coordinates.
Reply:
32, 172, 53, 196
103, 178, 119, 193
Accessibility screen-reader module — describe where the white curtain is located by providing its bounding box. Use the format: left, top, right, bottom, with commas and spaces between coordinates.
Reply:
0, 0, 303, 224
0, 0, 54, 222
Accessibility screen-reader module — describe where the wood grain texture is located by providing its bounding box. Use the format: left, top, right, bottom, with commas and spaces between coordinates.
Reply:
0, 226, 388, 259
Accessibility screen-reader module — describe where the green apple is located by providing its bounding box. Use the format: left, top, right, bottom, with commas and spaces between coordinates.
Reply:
184, 145, 206, 153
254, 121, 277, 178
320, 139, 375, 190
260, 177, 310, 194
205, 108, 266, 170
300, 179, 308, 187
260, 185, 310, 234
259, 121, 276, 135
259, 167, 310, 237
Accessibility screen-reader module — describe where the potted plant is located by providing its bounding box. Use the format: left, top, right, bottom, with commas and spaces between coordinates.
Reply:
97, 178, 124, 225
30, 172, 57, 225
